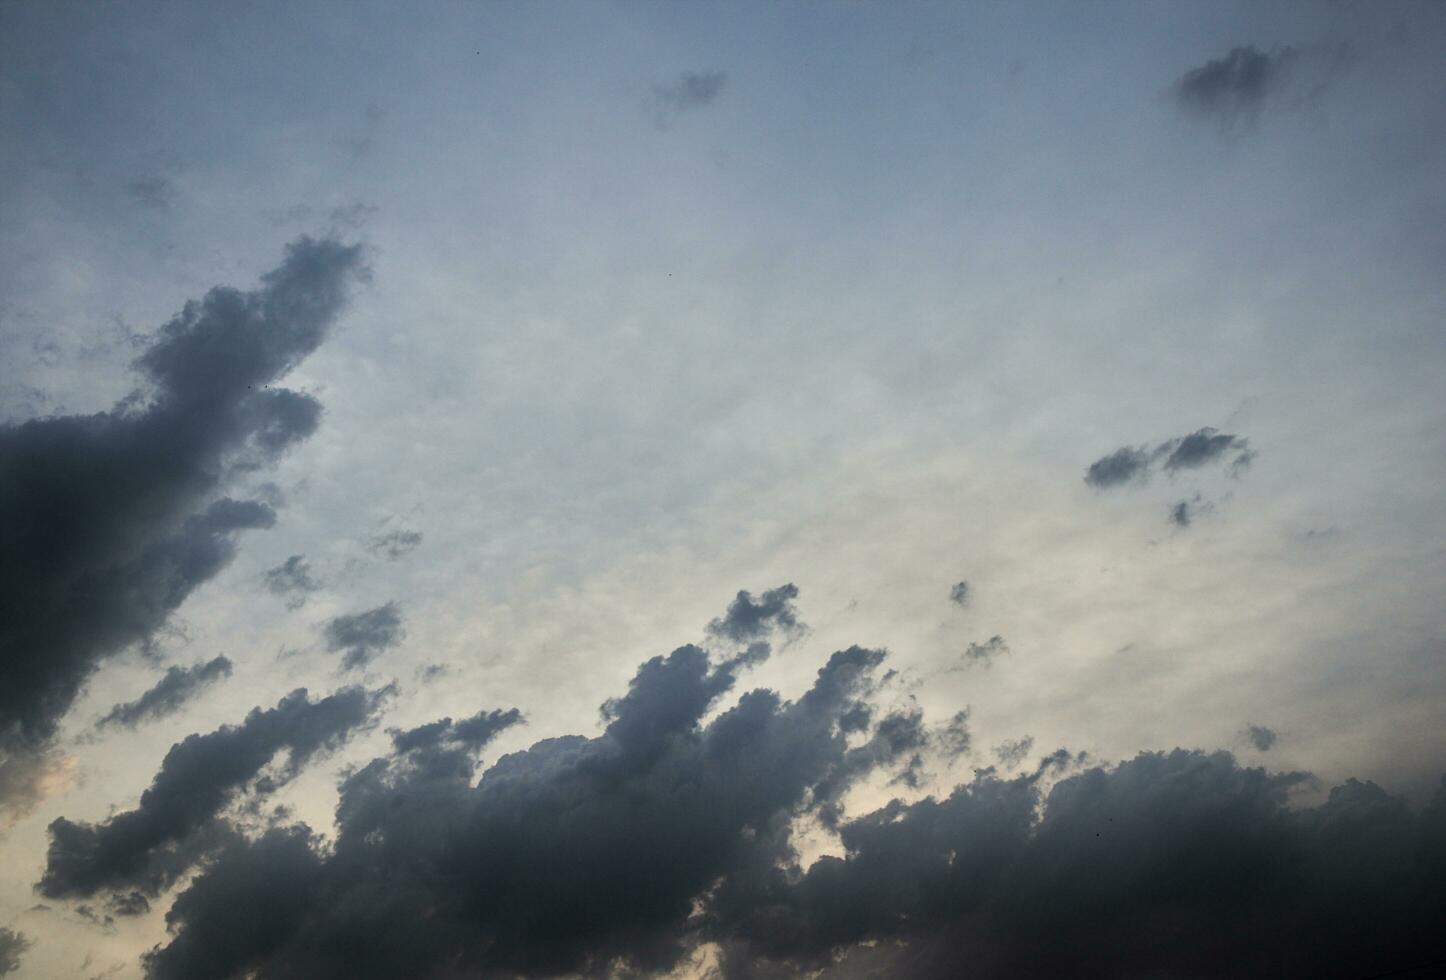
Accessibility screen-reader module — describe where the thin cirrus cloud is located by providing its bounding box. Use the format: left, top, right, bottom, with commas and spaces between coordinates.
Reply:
0, 236, 366, 824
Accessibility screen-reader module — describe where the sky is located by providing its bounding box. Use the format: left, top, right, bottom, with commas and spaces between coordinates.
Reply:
1, 1, 1444, 977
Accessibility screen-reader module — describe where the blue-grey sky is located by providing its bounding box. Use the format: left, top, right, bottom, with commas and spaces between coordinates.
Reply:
2, 2, 1444, 978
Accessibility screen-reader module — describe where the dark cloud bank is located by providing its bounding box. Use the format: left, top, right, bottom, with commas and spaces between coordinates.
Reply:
0, 236, 367, 820
29, 587, 1434, 980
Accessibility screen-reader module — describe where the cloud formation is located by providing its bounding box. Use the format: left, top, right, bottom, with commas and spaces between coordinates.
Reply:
97, 656, 234, 730
120, 624, 1446, 980
1173, 44, 1297, 127
1247, 724, 1278, 752
40, 685, 388, 910
962, 634, 1009, 668
264, 555, 322, 609
706, 583, 803, 648
0, 237, 366, 775
948, 580, 970, 606
1085, 427, 1253, 490
651, 70, 727, 128
323, 603, 405, 670
365, 529, 422, 561
0, 928, 29, 977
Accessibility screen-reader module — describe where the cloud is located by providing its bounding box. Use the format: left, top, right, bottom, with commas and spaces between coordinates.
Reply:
0, 236, 366, 779
1247, 724, 1278, 752
1083, 446, 1153, 489
128, 622, 1446, 980
126, 176, 175, 210
1159, 428, 1251, 473
651, 70, 727, 128
263, 555, 322, 609
994, 735, 1034, 769
1173, 45, 1297, 127
140, 639, 925, 980
0, 747, 75, 835
1085, 427, 1254, 491
0, 928, 30, 977
39, 685, 388, 907
323, 603, 404, 670
1168, 494, 1214, 529
706, 583, 803, 647
948, 581, 970, 606
96, 656, 234, 730
962, 635, 1009, 668
364, 529, 422, 561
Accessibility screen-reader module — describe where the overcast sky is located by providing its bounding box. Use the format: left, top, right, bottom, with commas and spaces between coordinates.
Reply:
2, 2, 1445, 978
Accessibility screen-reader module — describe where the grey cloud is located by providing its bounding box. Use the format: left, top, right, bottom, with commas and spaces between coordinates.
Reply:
1247, 724, 1278, 752
0, 927, 30, 976
96, 656, 233, 731
39, 685, 388, 905
141, 639, 922, 980
1083, 446, 1152, 488
715, 752, 1446, 980
962, 634, 1008, 668
1085, 427, 1254, 491
126, 176, 175, 210
0, 236, 366, 778
0, 746, 72, 834
994, 735, 1034, 768
652, 70, 727, 128
364, 529, 422, 561
1160, 427, 1251, 473
323, 603, 404, 670
133, 631, 1446, 980
1169, 494, 1214, 528
948, 580, 970, 606
1174, 45, 1297, 126
263, 555, 322, 609
707, 583, 803, 646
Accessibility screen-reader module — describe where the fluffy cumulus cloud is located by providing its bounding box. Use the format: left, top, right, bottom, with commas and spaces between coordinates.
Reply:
323, 603, 406, 670
0, 237, 366, 813
39, 685, 389, 914
114, 617, 1445, 980
97, 656, 234, 730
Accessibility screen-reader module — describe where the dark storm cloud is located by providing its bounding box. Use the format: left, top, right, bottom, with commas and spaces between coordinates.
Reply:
0, 236, 366, 772
140, 641, 925, 980
323, 603, 404, 670
0, 927, 29, 976
1083, 445, 1153, 488
651, 70, 727, 128
39, 685, 388, 905
1174, 45, 1297, 125
96, 656, 234, 731
263, 555, 322, 609
364, 528, 422, 560
1247, 724, 1278, 752
948, 580, 969, 606
707, 583, 803, 646
1085, 427, 1253, 490
133, 630, 1446, 980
